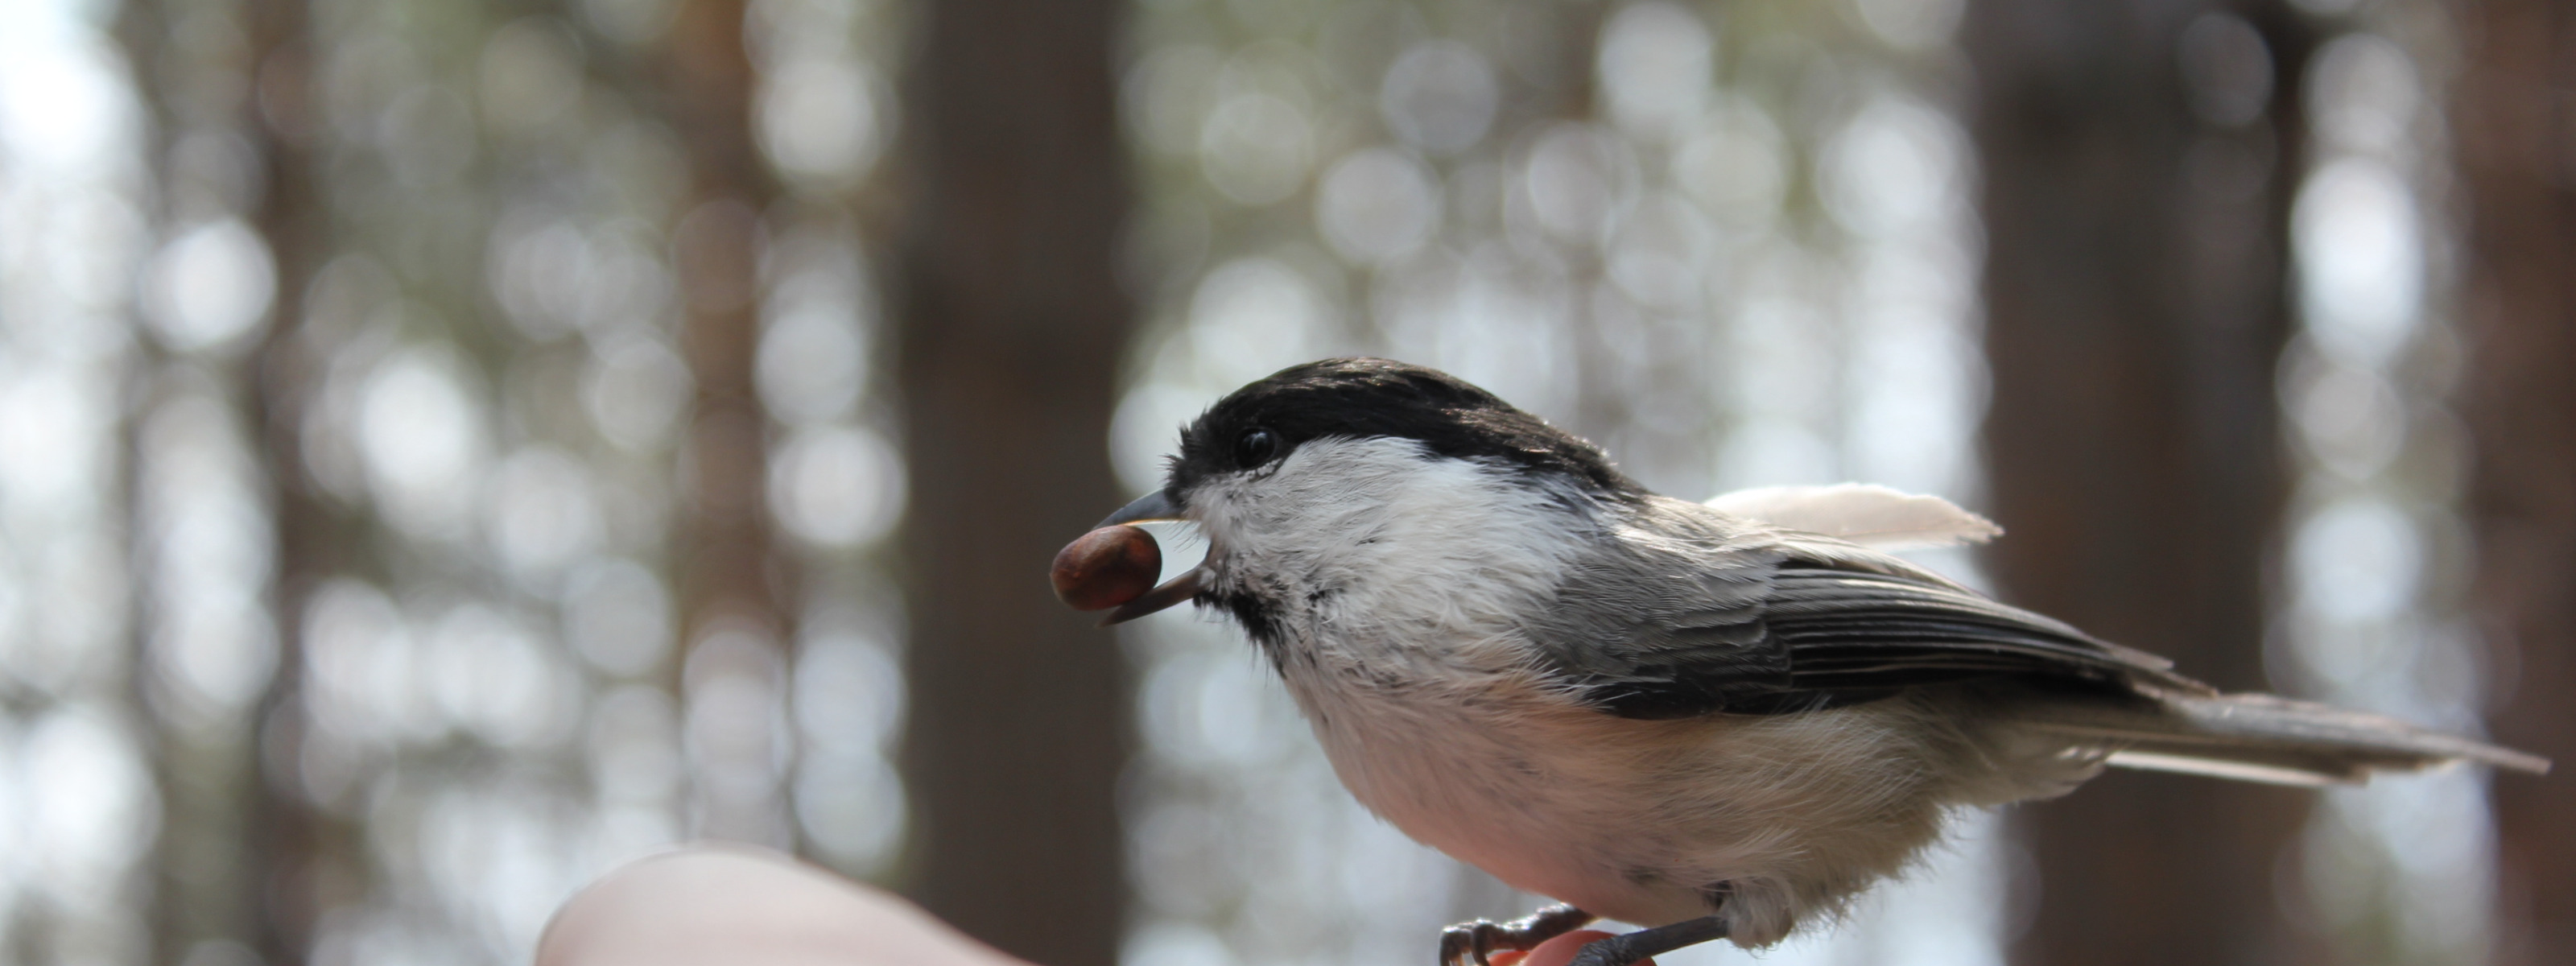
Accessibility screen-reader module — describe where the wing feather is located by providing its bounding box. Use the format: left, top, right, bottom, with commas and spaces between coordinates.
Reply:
1538, 497, 2549, 778
1704, 483, 2002, 550
1540, 497, 2207, 718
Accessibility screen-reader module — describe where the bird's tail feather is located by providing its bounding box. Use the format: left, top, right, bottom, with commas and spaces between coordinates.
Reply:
2017, 691, 2550, 786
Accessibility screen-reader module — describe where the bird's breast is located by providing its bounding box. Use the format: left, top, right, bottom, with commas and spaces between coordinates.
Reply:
1270, 644, 1699, 920
1269, 645, 1967, 935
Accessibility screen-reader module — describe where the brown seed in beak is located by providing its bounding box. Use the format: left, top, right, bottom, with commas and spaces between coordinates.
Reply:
1051, 525, 1163, 611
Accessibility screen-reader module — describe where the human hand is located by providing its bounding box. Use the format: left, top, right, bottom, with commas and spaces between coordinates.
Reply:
539, 845, 1649, 966
1488, 930, 1657, 966
536, 844, 1032, 966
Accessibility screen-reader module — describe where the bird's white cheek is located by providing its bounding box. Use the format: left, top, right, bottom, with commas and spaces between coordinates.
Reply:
1179, 481, 1264, 562
1181, 439, 1597, 663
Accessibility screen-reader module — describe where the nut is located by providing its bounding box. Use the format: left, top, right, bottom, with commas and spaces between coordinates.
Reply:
1051, 525, 1163, 611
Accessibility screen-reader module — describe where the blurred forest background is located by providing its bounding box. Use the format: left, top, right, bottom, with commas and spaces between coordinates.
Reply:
0, 0, 2564, 964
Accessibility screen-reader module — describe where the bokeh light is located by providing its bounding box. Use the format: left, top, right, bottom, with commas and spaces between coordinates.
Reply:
2273, 15, 2502, 966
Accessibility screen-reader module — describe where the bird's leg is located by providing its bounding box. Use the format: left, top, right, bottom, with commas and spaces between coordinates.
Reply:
1437, 903, 1596, 966
1562, 914, 1729, 966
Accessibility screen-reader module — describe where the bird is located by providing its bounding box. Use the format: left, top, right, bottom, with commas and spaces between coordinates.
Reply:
1086, 357, 2549, 966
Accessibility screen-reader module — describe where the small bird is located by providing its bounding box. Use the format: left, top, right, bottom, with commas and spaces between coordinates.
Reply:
1086, 358, 2549, 966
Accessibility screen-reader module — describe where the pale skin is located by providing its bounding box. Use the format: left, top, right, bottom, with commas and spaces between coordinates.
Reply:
536, 844, 1654, 966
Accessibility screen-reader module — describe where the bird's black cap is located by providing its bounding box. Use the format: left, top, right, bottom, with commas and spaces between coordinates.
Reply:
1164, 357, 1642, 500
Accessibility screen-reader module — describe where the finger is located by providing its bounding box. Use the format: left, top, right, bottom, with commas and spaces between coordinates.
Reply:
537, 844, 1034, 966
1517, 930, 1657, 966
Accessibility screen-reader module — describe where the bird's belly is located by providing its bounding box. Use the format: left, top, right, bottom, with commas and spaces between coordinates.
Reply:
1288, 676, 1960, 939
1294, 687, 1720, 926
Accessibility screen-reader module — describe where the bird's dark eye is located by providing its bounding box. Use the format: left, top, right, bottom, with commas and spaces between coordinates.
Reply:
1232, 427, 1279, 469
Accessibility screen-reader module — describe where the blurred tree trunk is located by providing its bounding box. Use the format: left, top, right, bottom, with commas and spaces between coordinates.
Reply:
1964, 2, 2322, 964
237, 0, 345, 959
2453, 2, 2576, 963
111, 2, 295, 960
661, 0, 795, 844
894, 2, 1134, 966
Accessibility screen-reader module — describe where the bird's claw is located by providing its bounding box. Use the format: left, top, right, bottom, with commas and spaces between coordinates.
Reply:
1437, 919, 1505, 966
1436, 904, 1596, 966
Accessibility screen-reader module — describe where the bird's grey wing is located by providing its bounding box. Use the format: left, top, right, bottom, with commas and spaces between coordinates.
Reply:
1536, 498, 2551, 781
1537, 497, 2207, 719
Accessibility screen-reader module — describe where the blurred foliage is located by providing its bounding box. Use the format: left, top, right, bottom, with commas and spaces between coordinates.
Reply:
27, 0, 916, 962
0, 0, 2519, 964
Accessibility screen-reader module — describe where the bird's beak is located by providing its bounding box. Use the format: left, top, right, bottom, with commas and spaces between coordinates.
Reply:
1097, 490, 1183, 528
1099, 568, 1205, 627
1094, 489, 1202, 626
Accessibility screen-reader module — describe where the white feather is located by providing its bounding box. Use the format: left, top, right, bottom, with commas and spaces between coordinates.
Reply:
1189, 436, 1592, 675
1704, 483, 2001, 551
2101, 750, 2346, 786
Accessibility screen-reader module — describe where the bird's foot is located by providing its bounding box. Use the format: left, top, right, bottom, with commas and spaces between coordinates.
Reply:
1437, 903, 1596, 966
1563, 914, 1730, 966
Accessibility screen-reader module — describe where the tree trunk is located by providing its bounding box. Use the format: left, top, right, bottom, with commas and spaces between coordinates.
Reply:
659, 0, 796, 846
2452, 2, 2576, 963
894, 2, 1136, 965
237, 0, 346, 958
1964, 2, 2322, 964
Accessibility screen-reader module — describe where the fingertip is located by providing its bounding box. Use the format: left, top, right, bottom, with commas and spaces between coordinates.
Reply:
536, 844, 1033, 966
1517, 930, 1653, 966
